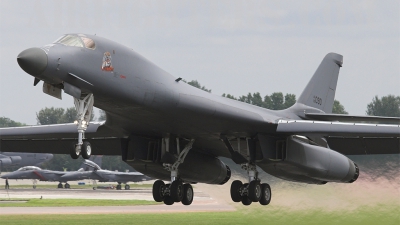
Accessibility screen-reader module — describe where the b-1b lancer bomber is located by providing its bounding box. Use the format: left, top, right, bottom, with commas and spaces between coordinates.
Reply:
0, 34, 399, 206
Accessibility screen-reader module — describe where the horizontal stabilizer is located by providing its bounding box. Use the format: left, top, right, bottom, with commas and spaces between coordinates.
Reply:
276, 120, 400, 137
305, 113, 400, 125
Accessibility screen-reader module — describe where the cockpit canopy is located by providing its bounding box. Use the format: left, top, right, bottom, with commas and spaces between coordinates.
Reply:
17, 166, 42, 171
54, 34, 95, 49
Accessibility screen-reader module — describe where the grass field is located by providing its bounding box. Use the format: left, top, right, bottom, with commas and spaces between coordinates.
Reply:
0, 198, 160, 207
0, 204, 398, 225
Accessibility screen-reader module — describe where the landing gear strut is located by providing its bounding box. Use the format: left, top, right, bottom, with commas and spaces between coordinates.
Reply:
32, 179, 37, 189
221, 136, 272, 206
152, 139, 195, 206
70, 94, 94, 159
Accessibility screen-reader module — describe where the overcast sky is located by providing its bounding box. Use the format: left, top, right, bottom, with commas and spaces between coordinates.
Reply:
0, 0, 399, 125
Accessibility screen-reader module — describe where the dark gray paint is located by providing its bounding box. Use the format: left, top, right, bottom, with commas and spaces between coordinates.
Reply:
0, 152, 53, 169
0, 34, 399, 185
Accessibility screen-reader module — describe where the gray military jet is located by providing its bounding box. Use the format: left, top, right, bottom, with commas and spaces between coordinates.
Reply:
61, 159, 152, 190
2, 165, 73, 189
0, 33, 399, 206
0, 151, 53, 173
1, 155, 102, 189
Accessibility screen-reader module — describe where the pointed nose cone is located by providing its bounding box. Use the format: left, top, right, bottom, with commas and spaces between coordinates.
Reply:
17, 48, 48, 76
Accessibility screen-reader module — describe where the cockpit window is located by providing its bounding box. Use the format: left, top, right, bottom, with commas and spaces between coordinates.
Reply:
17, 166, 41, 171
54, 34, 96, 49
55, 35, 84, 47
81, 37, 95, 49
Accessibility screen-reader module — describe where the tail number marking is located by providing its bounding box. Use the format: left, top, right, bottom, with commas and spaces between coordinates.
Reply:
313, 96, 322, 105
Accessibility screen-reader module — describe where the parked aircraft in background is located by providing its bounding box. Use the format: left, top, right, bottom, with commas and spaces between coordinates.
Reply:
61, 159, 152, 190
1, 165, 73, 189
1, 155, 101, 189
0, 34, 398, 206
0, 152, 53, 173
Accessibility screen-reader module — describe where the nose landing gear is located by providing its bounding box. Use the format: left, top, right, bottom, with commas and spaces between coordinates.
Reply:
69, 94, 94, 159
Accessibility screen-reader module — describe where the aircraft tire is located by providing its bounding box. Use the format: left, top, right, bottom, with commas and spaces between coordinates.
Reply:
57, 183, 63, 188
152, 180, 165, 202
70, 143, 80, 159
170, 180, 184, 202
259, 183, 272, 206
248, 180, 261, 202
241, 196, 252, 206
116, 184, 121, 190
181, 183, 194, 205
163, 195, 174, 205
81, 141, 91, 159
230, 180, 243, 202
64, 183, 70, 189
125, 184, 130, 190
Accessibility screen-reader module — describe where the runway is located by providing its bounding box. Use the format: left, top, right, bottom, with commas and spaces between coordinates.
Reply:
0, 182, 236, 215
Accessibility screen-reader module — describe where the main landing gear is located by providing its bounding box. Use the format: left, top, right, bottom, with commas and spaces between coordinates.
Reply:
220, 136, 272, 206
152, 179, 194, 205
70, 94, 94, 160
57, 182, 70, 189
152, 139, 195, 206
230, 163, 271, 206
115, 183, 131, 190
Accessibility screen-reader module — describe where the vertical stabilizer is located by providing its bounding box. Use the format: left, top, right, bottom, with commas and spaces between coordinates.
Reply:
297, 53, 343, 113
79, 155, 103, 171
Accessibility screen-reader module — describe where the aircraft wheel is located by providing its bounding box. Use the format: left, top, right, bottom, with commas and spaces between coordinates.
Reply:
70, 143, 80, 159
57, 183, 63, 189
259, 183, 272, 206
181, 184, 194, 205
230, 180, 243, 202
93, 187, 96, 190
125, 184, 130, 190
152, 180, 166, 202
170, 180, 184, 202
241, 196, 252, 206
64, 183, 70, 189
116, 184, 122, 190
33, 185, 36, 189
248, 180, 261, 202
163, 195, 174, 205
81, 141, 91, 159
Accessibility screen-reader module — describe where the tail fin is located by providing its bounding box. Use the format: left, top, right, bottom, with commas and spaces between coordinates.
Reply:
297, 53, 343, 113
78, 155, 103, 171
91, 155, 103, 168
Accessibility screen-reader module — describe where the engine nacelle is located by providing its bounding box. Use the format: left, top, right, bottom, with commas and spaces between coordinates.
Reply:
0, 155, 22, 167
178, 151, 231, 185
123, 136, 231, 185
260, 136, 359, 184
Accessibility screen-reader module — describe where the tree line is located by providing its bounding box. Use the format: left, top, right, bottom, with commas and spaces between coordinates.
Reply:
1, 80, 399, 171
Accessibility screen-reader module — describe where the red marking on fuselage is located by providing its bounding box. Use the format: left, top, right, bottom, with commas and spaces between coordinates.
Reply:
120, 75, 126, 79
33, 170, 47, 181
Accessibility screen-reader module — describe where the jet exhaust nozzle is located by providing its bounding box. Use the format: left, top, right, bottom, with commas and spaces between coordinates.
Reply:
17, 48, 48, 76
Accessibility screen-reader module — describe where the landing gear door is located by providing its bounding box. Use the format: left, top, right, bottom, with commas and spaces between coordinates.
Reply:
43, 82, 62, 99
